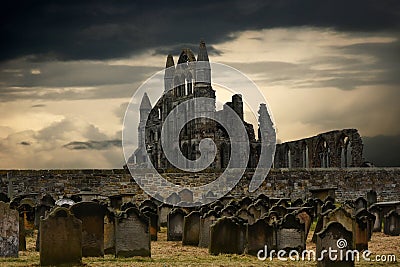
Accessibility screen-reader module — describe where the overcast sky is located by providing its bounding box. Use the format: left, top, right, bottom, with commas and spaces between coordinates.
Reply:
0, 0, 399, 168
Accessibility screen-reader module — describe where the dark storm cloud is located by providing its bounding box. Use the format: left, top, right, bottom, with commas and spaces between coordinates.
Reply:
63, 140, 121, 150
1, 0, 399, 61
363, 135, 400, 167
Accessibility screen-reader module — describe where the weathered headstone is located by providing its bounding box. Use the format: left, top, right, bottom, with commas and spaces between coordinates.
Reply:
70, 201, 107, 257
40, 207, 82, 266
263, 211, 280, 225
270, 205, 287, 218
139, 199, 158, 213
291, 198, 304, 207
220, 205, 237, 217
368, 204, 382, 232
104, 209, 116, 255
355, 208, 375, 242
115, 207, 151, 257
166, 193, 181, 205
247, 204, 261, 220
182, 211, 201, 246
198, 210, 219, 248
296, 207, 313, 238
167, 208, 187, 241
366, 190, 377, 207
209, 217, 246, 255
239, 197, 253, 209
178, 189, 193, 203
0, 201, 19, 257
316, 221, 354, 267
142, 208, 158, 241
321, 200, 335, 214
246, 218, 275, 256
276, 213, 305, 253
384, 210, 400, 236
158, 203, 173, 227
236, 208, 255, 224
355, 197, 367, 211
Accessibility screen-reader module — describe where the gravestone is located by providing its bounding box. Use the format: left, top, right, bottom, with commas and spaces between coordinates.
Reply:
296, 207, 313, 238
321, 200, 335, 214
167, 208, 187, 241
158, 203, 173, 227
139, 199, 158, 213
220, 205, 237, 217
166, 193, 181, 205
18, 199, 35, 233
40, 194, 55, 207
178, 189, 193, 203
70, 201, 107, 257
384, 210, 400, 236
34, 204, 52, 229
263, 211, 280, 225
198, 210, 219, 248
115, 207, 151, 257
239, 197, 253, 209
368, 204, 382, 232
0, 201, 19, 257
246, 218, 275, 255
276, 198, 289, 208
236, 208, 255, 224
291, 198, 304, 207
209, 217, 246, 255
355, 197, 367, 211
254, 199, 269, 217
120, 201, 137, 211
366, 190, 377, 207
104, 209, 116, 255
270, 205, 287, 218
142, 208, 158, 241
40, 207, 82, 266
316, 221, 354, 267
247, 204, 261, 220
276, 213, 305, 253
182, 211, 201, 246
312, 209, 333, 243
355, 208, 375, 242
219, 196, 235, 206
256, 194, 270, 206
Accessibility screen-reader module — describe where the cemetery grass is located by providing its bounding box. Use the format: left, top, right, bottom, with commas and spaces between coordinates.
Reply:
1, 227, 399, 266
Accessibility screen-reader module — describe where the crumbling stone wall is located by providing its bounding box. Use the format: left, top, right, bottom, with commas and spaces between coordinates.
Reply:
1, 168, 399, 203
274, 129, 363, 168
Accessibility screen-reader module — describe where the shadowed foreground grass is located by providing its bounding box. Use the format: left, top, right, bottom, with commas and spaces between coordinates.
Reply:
1, 227, 399, 266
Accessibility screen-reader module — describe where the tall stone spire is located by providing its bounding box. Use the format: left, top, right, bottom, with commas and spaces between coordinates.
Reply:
164, 55, 175, 92
140, 93, 152, 111
197, 40, 209, 62
196, 40, 211, 85
166, 54, 175, 68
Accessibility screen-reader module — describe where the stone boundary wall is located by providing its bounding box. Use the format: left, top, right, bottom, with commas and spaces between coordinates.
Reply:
0, 168, 399, 202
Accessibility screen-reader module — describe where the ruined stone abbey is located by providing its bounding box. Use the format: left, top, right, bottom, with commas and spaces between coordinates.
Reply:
132, 41, 364, 170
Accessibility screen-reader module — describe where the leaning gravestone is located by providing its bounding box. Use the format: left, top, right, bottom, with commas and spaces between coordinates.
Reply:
276, 213, 305, 253
40, 207, 82, 266
0, 201, 19, 257
115, 207, 151, 257
316, 221, 354, 267
246, 218, 276, 256
209, 217, 246, 255
182, 211, 201, 246
296, 207, 313, 238
167, 208, 187, 241
198, 210, 219, 248
70, 201, 107, 257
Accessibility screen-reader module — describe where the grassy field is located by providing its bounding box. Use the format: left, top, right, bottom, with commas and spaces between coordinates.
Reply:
1, 227, 399, 266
